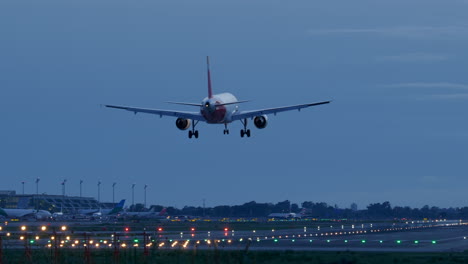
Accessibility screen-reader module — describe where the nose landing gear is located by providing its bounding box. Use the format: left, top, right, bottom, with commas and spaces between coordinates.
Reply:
223, 123, 230, 135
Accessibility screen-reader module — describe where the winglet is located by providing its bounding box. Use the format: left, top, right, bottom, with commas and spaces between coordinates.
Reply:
207, 56, 213, 98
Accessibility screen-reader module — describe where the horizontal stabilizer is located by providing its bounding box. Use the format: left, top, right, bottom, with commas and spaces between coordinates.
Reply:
216, 100, 250, 106
165, 100, 249, 107
166, 101, 203, 107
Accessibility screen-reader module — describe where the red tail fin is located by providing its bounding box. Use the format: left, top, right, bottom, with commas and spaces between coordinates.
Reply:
207, 56, 213, 98
159, 208, 167, 216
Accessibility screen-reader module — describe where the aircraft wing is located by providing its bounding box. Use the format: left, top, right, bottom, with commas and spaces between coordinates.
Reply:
231, 101, 331, 121
105, 105, 206, 121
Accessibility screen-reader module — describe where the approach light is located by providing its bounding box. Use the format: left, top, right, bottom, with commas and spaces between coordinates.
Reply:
41, 226, 47, 231
20, 226, 26, 231
61, 226, 67, 231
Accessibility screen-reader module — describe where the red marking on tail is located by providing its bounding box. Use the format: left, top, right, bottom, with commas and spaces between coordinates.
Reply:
159, 208, 167, 216
207, 56, 213, 98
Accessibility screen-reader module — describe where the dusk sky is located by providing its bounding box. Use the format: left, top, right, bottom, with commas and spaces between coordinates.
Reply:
1, 0, 467, 209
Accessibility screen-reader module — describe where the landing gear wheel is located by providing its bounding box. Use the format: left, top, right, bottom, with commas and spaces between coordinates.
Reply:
246, 129, 251, 137
240, 130, 245, 138
188, 131, 193, 138
194, 130, 199, 138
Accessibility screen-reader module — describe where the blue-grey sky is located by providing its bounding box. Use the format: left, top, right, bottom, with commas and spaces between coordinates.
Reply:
1, 0, 467, 209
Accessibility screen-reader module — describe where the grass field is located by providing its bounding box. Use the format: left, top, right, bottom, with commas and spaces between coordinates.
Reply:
3, 249, 468, 264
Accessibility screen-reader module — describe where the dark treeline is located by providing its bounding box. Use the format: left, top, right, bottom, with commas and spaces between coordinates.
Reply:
130, 200, 468, 220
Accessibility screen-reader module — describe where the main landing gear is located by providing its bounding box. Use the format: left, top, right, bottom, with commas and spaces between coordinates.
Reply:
223, 123, 229, 135
240, 118, 251, 138
188, 121, 199, 139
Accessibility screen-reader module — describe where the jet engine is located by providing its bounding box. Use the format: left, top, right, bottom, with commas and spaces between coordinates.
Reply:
175, 118, 191, 130
253, 115, 268, 129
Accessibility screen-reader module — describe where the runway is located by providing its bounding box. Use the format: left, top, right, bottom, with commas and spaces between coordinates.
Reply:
1, 220, 467, 252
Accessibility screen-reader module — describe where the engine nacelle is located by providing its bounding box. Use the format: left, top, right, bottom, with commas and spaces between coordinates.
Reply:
253, 115, 268, 129
175, 118, 191, 130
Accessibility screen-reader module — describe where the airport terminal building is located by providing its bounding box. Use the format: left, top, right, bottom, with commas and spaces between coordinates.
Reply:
0, 190, 115, 213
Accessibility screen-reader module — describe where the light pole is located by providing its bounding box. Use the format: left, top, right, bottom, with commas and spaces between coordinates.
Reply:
61, 179, 67, 196
203, 199, 206, 217
112, 182, 116, 204
97, 180, 101, 203
132, 183, 136, 209
80, 180, 83, 197
144, 184, 148, 209
21, 181, 25, 195
35, 177, 40, 195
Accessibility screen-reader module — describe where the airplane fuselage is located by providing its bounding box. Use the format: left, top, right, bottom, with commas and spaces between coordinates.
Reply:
201, 93, 238, 124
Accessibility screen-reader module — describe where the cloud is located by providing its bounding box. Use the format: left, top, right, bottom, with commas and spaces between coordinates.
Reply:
376, 53, 449, 63
421, 93, 468, 100
418, 176, 440, 184
384, 82, 468, 90
308, 26, 468, 39
384, 82, 468, 100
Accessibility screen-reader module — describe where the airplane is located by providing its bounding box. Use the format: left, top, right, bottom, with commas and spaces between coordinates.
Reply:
268, 208, 307, 219
0, 208, 52, 220
122, 207, 167, 219
105, 57, 330, 138
78, 199, 125, 216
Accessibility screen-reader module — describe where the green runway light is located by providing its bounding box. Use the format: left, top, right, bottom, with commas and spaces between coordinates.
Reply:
292, 239, 295, 242
133, 239, 139, 243
432, 240, 437, 244
30, 240, 34, 244
326, 240, 330, 243
361, 240, 366, 243
379, 240, 383, 243
274, 239, 278, 242
309, 240, 313, 242
414, 240, 419, 244
396, 240, 401, 244
344, 240, 348, 243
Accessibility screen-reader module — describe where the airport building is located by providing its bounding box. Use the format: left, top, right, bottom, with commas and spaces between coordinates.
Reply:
0, 190, 114, 213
